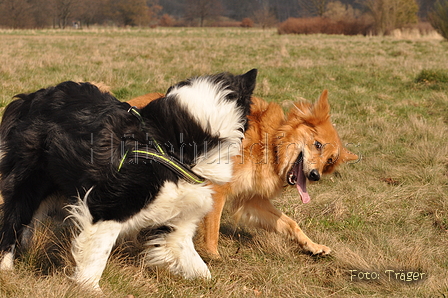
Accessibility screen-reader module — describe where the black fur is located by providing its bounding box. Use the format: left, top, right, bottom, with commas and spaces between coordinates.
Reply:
0, 69, 257, 255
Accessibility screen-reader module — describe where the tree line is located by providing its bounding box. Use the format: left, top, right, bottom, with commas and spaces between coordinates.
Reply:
0, 0, 440, 29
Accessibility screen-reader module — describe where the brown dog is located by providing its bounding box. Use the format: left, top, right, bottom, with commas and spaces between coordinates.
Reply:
128, 91, 359, 259
127, 92, 164, 108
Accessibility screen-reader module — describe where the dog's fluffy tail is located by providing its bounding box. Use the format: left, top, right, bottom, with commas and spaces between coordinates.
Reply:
168, 69, 257, 184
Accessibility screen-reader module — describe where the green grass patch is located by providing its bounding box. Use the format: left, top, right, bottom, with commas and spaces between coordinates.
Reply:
415, 69, 448, 90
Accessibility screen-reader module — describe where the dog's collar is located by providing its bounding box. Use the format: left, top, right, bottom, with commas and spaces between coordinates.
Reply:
118, 139, 206, 185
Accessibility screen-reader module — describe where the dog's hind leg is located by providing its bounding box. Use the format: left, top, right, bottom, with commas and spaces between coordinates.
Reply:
71, 220, 122, 291
67, 197, 122, 291
233, 195, 331, 255
20, 195, 65, 250
0, 172, 54, 270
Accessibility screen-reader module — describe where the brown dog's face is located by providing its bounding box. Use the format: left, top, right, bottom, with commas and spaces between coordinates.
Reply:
278, 90, 359, 203
301, 119, 354, 179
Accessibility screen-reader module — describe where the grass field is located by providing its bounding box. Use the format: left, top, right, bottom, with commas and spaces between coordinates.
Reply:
0, 27, 447, 298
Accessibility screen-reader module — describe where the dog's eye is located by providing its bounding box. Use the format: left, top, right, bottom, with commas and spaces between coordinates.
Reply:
314, 141, 322, 150
327, 158, 333, 164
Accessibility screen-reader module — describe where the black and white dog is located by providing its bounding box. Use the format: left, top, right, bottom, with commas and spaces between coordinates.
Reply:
0, 69, 257, 290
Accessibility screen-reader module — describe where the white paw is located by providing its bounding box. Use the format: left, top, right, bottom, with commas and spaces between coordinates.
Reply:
0, 251, 15, 270
180, 262, 211, 280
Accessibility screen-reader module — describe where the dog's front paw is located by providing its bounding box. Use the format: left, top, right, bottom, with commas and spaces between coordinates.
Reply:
304, 242, 331, 255
179, 262, 212, 280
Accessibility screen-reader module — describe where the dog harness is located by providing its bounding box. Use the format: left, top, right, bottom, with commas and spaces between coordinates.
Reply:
118, 106, 206, 185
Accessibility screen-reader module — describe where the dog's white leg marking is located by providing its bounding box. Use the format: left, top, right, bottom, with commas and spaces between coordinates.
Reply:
71, 220, 122, 290
171, 222, 211, 279
135, 181, 213, 279
146, 221, 211, 279
67, 191, 122, 291
0, 244, 15, 270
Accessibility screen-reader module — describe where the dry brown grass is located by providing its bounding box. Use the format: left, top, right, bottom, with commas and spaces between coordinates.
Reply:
0, 27, 447, 297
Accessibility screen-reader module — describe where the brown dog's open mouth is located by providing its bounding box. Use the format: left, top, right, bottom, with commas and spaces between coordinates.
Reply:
286, 152, 311, 204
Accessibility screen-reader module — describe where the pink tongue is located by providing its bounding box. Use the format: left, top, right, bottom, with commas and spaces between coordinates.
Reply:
295, 161, 310, 203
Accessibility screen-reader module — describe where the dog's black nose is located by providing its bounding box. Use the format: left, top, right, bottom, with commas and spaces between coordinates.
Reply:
308, 169, 320, 181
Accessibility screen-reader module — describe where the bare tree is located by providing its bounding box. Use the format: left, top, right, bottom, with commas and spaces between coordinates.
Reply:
76, 0, 109, 28
323, 1, 360, 21
417, 0, 438, 19
252, 0, 278, 29
0, 0, 34, 28
365, 0, 419, 35
108, 0, 147, 26
52, 0, 77, 29
32, 0, 54, 27
108, 0, 163, 26
298, 0, 330, 17
429, 0, 448, 40
184, 0, 223, 27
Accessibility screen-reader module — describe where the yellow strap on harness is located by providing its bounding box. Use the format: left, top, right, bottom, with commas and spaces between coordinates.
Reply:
119, 106, 205, 184
118, 141, 205, 185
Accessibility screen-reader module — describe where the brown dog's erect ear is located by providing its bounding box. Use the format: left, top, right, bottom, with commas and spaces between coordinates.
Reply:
294, 89, 331, 126
289, 90, 331, 124
340, 147, 360, 163
311, 89, 330, 121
